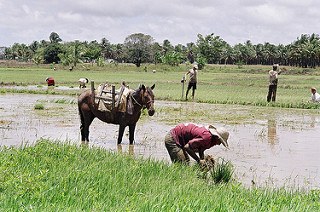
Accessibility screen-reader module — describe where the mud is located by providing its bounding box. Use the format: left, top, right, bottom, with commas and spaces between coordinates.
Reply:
0, 93, 319, 190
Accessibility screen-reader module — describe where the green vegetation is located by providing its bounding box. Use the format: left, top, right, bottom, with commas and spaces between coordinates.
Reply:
1, 63, 320, 210
1, 63, 320, 109
4, 32, 320, 70
0, 140, 319, 211
34, 103, 44, 110
210, 159, 234, 184
51, 98, 77, 104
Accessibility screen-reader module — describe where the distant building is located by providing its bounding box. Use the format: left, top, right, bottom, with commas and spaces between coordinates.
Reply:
0, 47, 5, 59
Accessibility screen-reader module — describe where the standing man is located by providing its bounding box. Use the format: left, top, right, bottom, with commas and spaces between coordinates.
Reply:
185, 64, 198, 100
267, 64, 282, 102
310, 87, 320, 103
164, 123, 229, 164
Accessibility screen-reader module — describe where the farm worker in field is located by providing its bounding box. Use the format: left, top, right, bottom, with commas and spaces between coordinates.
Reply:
267, 64, 282, 102
46, 77, 55, 86
164, 123, 229, 164
310, 87, 320, 103
185, 64, 198, 100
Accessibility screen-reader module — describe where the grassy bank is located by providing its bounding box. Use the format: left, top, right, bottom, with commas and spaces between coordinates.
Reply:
0, 140, 319, 211
1, 63, 320, 109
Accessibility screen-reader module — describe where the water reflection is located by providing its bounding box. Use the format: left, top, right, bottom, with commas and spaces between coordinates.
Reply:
117, 144, 122, 153
1, 94, 320, 189
117, 144, 134, 156
267, 119, 278, 145
310, 115, 317, 128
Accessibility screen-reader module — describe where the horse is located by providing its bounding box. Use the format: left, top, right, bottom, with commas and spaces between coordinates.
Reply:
78, 84, 155, 145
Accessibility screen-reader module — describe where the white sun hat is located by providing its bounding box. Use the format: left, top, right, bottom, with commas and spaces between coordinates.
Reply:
207, 125, 229, 148
193, 64, 198, 69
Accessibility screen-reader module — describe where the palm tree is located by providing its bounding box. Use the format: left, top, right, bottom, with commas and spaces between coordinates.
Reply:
49, 32, 62, 43
197, 33, 228, 64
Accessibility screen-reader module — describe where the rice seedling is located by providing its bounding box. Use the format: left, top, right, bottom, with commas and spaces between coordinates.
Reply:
209, 158, 234, 184
34, 103, 44, 110
0, 140, 319, 211
53, 98, 77, 104
1, 63, 320, 109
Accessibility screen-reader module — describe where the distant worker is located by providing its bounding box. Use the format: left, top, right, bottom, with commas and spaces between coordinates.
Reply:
78, 78, 89, 88
185, 64, 198, 100
267, 64, 282, 102
164, 123, 229, 164
310, 87, 320, 103
46, 77, 55, 86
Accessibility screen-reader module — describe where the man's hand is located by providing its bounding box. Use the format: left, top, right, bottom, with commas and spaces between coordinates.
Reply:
199, 159, 206, 167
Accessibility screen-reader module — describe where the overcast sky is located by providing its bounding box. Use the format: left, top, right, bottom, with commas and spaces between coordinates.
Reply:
1, 0, 319, 47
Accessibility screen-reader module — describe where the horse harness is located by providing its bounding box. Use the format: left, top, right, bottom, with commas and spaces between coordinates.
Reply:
130, 89, 154, 110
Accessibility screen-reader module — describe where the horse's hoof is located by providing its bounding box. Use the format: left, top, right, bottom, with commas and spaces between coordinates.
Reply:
81, 141, 89, 146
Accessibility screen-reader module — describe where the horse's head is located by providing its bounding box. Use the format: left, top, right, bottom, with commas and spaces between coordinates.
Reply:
139, 84, 155, 116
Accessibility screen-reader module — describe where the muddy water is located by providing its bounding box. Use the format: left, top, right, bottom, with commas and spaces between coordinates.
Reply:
0, 93, 319, 190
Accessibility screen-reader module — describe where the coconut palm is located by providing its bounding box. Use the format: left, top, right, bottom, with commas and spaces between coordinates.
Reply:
49, 32, 62, 43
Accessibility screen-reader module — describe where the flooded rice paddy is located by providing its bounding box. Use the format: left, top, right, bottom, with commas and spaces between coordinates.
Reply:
0, 93, 319, 190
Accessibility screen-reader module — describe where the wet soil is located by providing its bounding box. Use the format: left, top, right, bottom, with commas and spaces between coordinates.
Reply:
0, 93, 319, 190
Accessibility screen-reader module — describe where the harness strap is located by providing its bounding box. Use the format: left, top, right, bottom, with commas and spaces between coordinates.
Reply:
131, 93, 143, 107
130, 91, 154, 109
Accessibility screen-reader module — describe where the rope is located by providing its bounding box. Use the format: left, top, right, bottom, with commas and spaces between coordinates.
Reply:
131, 93, 143, 107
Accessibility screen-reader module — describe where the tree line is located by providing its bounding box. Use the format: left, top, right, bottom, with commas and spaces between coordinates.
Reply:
3, 32, 320, 69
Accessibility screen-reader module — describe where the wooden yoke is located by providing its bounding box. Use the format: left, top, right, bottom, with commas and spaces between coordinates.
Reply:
112, 85, 115, 109
91, 80, 95, 102
91, 81, 122, 111
115, 85, 125, 110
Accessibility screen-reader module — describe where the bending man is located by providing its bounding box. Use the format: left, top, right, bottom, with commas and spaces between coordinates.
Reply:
164, 123, 229, 164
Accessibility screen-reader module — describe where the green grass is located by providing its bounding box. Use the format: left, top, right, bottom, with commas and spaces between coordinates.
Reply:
34, 103, 45, 110
1, 63, 320, 109
210, 158, 234, 184
0, 140, 319, 211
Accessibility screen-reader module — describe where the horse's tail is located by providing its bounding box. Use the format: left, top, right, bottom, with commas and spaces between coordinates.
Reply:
78, 105, 84, 126
78, 98, 85, 130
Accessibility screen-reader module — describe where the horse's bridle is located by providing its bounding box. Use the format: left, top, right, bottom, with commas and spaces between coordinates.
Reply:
130, 90, 154, 109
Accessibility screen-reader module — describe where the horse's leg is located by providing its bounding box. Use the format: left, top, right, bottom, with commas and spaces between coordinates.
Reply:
117, 125, 126, 144
79, 107, 86, 142
129, 124, 136, 145
84, 114, 94, 143
79, 107, 95, 144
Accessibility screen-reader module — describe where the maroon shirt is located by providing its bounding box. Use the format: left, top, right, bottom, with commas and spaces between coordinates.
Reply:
170, 123, 215, 151
46, 77, 55, 86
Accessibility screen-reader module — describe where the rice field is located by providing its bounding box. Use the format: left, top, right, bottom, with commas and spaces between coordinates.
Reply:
1, 62, 320, 210
0, 140, 319, 211
1, 63, 320, 109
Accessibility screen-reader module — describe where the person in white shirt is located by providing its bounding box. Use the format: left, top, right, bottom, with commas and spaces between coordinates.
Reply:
267, 64, 282, 102
310, 87, 320, 103
185, 64, 198, 100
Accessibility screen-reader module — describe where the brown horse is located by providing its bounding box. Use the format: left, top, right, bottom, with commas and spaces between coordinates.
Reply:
78, 84, 155, 144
